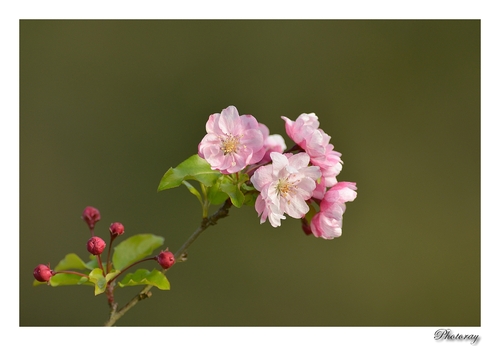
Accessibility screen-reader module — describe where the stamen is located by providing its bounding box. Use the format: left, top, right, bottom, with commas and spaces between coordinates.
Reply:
220, 135, 241, 155
276, 179, 295, 198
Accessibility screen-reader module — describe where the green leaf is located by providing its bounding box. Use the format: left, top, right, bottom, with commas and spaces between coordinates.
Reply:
241, 182, 258, 206
237, 173, 250, 185
182, 180, 203, 205
85, 256, 99, 270
158, 154, 221, 192
206, 176, 230, 205
54, 253, 93, 271
89, 268, 107, 295
118, 269, 170, 290
105, 270, 121, 282
243, 191, 258, 206
35, 273, 91, 287
112, 234, 164, 271
220, 175, 245, 208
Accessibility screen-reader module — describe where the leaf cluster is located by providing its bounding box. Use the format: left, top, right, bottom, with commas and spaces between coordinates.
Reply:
34, 234, 169, 295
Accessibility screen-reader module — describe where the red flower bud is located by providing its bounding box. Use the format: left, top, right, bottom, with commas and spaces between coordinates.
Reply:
82, 206, 101, 230
109, 222, 125, 236
157, 250, 175, 270
33, 264, 54, 282
87, 236, 106, 255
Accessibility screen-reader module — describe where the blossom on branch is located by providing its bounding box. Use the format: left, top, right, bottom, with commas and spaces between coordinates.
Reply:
282, 113, 343, 187
198, 105, 266, 174
309, 182, 357, 239
250, 152, 321, 227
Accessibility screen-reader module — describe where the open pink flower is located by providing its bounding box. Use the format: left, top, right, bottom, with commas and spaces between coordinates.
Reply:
310, 182, 357, 239
282, 113, 343, 187
198, 106, 265, 174
250, 152, 321, 227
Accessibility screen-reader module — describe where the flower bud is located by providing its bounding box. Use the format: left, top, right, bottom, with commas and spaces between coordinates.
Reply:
87, 236, 106, 255
82, 206, 101, 230
156, 250, 175, 270
33, 264, 54, 282
109, 222, 125, 236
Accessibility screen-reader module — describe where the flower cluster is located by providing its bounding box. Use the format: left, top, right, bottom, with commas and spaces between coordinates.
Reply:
198, 106, 357, 239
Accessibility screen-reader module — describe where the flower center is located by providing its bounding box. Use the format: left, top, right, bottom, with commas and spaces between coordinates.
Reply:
276, 178, 295, 198
220, 135, 241, 155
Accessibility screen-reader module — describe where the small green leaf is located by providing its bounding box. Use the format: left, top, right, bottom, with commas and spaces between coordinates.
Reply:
158, 154, 221, 191
85, 256, 99, 270
182, 180, 203, 205
41, 273, 91, 287
54, 253, 92, 271
105, 270, 121, 282
206, 176, 230, 205
89, 268, 107, 295
112, 234, 164, 271
118, 268, 170, 290
243, 191, 258, 206
220, 176, 245, 208
237, 173, 250, 185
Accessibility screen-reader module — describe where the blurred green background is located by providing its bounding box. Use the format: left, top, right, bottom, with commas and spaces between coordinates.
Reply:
20, 20, 479, 326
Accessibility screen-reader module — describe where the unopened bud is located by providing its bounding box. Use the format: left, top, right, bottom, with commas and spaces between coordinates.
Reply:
156, 250, 175, 270
33, 264, 54, 282
82, 206, 101, 230
109, 222, 125, 236
87, 236, 106, 255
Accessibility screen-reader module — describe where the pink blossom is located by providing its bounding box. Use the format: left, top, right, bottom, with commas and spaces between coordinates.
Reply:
198, 106, 265, 174
282, 112, 319, 149
310, 182, 357, 239
282, 113, 343, 187
250, 152, 321, 227
257, 123, 287, 165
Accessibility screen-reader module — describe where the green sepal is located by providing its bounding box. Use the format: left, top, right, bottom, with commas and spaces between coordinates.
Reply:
158, 154, 221, 191
118, 268, 171, 290
89, 268, 107, 295
112, 234, 164, 271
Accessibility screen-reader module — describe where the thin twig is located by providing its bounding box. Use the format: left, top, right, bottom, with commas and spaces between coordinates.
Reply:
104, 199, 232, 326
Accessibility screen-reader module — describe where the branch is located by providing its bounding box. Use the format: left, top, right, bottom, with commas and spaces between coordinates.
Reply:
103, 198, 233, 326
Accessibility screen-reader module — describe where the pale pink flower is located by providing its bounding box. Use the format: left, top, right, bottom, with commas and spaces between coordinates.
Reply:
282, 112, 320, 149
310, 182, 357, 239
250, 152, 321, 227
198, 106, 265, 174
257, 123, 287, 165
282, 113, 343, 187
